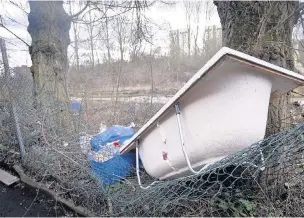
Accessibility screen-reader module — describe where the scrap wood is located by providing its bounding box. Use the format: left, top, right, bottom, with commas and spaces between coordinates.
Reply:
13, 165, 97, 217
0, 168, 19, 186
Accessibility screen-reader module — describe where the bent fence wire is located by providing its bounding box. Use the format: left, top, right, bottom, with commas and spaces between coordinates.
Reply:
1, 63, 304, 216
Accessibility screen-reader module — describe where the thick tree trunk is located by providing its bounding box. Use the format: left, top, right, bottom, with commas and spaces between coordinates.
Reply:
28, 1, 73, 134
214, 1, 299, 136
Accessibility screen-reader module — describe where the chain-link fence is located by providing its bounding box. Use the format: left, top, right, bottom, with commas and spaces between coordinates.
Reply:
1, 45, 304, 216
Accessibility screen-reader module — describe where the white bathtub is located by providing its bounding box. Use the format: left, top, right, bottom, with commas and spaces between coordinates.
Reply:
120, 47, 304, 180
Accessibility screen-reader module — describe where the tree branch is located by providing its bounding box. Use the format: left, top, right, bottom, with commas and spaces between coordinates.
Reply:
9, 0, 28, 15
0, 17, 30, 47
75, 7, 132, 25
69, 1, 91, 20
265, 3, 304, 36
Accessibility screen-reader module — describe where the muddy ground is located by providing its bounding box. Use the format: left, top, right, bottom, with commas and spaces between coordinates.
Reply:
0, 181, 78, 217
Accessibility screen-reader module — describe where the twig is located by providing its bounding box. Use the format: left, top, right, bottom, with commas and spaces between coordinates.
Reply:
22, 174, 47, 217
41, 112, 83, 168
22, 188, 40, 217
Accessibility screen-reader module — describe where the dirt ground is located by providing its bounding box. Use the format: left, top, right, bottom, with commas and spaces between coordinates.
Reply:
0, 181, 78, 217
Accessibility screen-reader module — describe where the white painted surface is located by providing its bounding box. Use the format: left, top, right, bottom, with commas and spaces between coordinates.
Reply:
0, 169, 19, 186
120, 47, 304, 180
137, 60, 273, 179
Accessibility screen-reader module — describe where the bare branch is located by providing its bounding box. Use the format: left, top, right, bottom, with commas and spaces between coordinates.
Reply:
69, 1, 91, 20
75, 7, 132, 25
160, 0, 177, 6
265, 3, 304, 35
9, 0, 28, 15
0, 16, 30, 47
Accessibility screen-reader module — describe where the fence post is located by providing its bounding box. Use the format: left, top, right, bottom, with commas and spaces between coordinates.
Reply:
0, 37, 26, 163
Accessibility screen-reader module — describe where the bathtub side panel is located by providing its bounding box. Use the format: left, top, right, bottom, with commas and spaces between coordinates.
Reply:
139, 60, 273, 179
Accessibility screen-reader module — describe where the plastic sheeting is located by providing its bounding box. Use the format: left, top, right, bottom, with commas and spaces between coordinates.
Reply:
90, 125, 135, 152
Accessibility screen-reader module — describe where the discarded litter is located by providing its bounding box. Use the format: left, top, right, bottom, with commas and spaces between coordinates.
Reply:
89, 153, 137, 186
90, 124, 135, 152
88, 124, 137, 186
89, 141, 120, 163
70, 100, 81, 115
79, 133, 91, 154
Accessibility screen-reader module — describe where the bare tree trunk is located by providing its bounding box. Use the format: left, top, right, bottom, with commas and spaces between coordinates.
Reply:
114, 17, 126, 108
184, 1, 192, 57
194, 2, 202, 56
73, 23, 80, 72
115, 41, 124, 107
69, 2, 80, 73
87, 10, 95, 74
214, 1, 299, 136
187, 26, 191, 57
194, 27, 199, 56
28, 1, 72, 133
104, 15, 115, 101
150, 61, 154, 106
105, 16, 111, 64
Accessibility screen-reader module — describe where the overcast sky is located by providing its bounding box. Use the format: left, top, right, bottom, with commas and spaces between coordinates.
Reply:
0, 0, 221, 67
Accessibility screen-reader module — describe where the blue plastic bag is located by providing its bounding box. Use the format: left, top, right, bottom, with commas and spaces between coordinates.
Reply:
89, 124, 137, 186
90, 125, 135, 151
89, 153, 138, 186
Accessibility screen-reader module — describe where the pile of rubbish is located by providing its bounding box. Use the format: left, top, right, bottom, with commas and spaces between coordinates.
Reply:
87, 123, 138, 186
